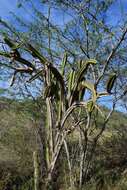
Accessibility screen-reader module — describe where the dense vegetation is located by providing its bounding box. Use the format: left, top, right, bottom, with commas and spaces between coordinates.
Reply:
0, 98, 127, 190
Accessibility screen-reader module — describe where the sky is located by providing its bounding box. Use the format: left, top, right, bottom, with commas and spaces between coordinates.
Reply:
107, 0, 127, 25
0, 0, 17, 20
0, 0, 127, 25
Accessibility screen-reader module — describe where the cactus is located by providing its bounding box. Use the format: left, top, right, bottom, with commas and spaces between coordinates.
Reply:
0, 39, 118, 190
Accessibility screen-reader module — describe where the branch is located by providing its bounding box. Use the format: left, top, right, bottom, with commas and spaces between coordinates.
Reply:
96, 27, 127, 85
0, 50, 35, 70
61, 101, 88, 128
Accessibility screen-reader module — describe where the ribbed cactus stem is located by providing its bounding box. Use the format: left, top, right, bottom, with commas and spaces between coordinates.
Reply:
33, 151, 39, 190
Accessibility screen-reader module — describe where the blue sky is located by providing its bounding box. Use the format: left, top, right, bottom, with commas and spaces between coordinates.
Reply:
0, 0, 72, 27
0, 0, 17, 19
107, 0, 127, 25
0, 0, 127, 25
